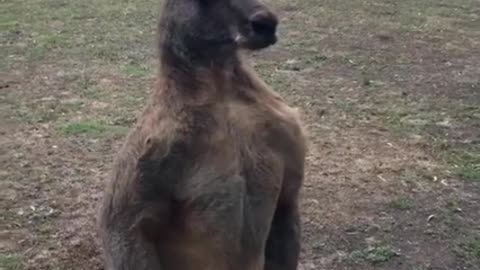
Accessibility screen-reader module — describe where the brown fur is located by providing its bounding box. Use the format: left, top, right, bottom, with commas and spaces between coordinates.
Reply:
98, 1, 307, 269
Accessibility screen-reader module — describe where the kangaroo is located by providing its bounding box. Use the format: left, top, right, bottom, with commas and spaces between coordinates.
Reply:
98, 0, 307, 269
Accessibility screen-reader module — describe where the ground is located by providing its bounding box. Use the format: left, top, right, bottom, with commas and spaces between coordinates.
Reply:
0, 0, 479, 269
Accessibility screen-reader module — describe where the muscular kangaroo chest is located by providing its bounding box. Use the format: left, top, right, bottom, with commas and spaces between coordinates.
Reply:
175, 99, 303, 254
178, 132, 284, 236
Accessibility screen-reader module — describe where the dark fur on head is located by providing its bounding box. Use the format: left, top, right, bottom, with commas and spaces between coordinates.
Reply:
158, 0, 278, 69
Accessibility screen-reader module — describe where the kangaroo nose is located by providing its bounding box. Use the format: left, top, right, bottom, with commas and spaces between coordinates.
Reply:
249, 10, 278, 37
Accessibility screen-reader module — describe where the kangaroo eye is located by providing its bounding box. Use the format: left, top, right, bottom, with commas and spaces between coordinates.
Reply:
197, 0, 212, 6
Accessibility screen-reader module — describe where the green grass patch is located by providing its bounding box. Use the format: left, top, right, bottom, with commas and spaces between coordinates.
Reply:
8, 100, 87, 124
399, 168, 428, 184
255, 62, 292, 93
350, 245, 398, 264
446, 199, 462, 213
457, 165, 480, 182
58, 121, 107, 136
444, 150, 480, 182
456, 237, 480, 261
57, 120, 128, 138
0, 253, 24, 270
388, 197, 414, 211
122, 63, 149, 77
381, 102, 479, 182
0, 19, 18, 31
36, 33, 69, 50
383, 108, 438, 138
453, 164, 478, 181
80, 86, 109, 99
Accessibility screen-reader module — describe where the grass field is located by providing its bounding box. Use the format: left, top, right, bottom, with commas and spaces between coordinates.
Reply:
1, 0, 479, 269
